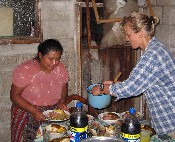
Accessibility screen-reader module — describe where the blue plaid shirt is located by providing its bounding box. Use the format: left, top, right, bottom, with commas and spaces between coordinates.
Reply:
110, 37, 175, 135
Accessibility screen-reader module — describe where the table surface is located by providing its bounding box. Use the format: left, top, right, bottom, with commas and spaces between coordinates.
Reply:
34, 115, 175, 142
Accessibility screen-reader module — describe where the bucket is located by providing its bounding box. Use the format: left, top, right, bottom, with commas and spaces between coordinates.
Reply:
87, 84, 111, 109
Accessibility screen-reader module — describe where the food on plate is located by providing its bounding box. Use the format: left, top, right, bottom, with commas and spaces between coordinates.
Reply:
88, 128, 97, 136
46, 109, 69, 120
96, 125, 118, 137
121, 111, 130, 119
115, 119, 123, 126
98, 112, 121, 125
87, 115, 94, 122
36, 126, 42, 138
105, 125, 116, 136
46, 124, 67, 133
89, 120, 100, 130
89, 119, 121, 137
102, 112, 120, 120
49, 137, 70, 142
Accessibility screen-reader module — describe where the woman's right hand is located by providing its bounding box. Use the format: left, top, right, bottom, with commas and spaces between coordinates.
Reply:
57, 102, 69, 111
31, 109, 46, 122
92, 81, 114, 96
91, 85, 101, 96
92, 81, 115, 96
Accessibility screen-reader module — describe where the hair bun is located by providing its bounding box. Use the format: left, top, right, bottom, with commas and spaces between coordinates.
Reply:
150, 16, 159, 26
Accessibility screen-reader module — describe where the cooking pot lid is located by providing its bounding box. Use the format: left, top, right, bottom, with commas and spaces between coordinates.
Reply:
80, 136, 124, 142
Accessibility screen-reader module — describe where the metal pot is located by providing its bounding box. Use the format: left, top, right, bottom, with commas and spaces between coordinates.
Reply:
87, 84, 111, 109
80, 136, 125, 142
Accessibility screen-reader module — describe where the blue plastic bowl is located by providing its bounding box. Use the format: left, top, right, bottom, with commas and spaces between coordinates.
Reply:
87, 84, 112, 109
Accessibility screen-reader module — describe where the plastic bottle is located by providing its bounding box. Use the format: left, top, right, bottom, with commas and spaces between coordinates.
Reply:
69, 102, 88, 142
120, 108, 141, 142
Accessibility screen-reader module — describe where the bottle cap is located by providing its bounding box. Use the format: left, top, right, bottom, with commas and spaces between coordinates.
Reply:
76, 102, 82, 108
129, 108, 136, 115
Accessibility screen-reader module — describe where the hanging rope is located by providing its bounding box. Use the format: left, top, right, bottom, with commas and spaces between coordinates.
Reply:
146, 0, 154, 16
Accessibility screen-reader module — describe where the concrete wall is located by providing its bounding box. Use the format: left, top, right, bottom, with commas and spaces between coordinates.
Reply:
139, 0, 175, 121
150, 0, 175, 54
0, 0, 78, 141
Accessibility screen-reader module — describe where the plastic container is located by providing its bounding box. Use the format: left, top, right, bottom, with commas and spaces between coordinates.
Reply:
120, 108, 141, 142
140, 129, 151, 142
69, 102, 88, 142
87, 84, 111, 109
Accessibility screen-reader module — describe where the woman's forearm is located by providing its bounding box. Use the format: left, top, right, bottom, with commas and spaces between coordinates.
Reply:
10, 84, 38, 114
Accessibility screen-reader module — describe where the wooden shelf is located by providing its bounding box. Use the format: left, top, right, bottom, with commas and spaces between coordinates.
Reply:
0, 36, 42, 45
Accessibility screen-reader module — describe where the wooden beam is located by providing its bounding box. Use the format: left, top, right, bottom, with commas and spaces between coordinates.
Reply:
76, 2, 103, 7
85, 0, 91, 48
92, 0, 122, 24
146, 0, 154, 16
91, 0, 154, 24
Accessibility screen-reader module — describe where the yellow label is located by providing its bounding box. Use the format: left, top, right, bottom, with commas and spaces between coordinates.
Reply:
70, 126, 88, 133
121, 132, 140, 139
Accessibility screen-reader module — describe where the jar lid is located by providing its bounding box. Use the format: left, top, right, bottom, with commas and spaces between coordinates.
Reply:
129, 108, 136, 115
76, 102, 82, 108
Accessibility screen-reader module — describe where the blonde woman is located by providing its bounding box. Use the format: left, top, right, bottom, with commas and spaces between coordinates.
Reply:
92, 12, 175, 138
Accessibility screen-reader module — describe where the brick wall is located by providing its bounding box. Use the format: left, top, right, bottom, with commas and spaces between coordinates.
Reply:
151, 0, 175, 54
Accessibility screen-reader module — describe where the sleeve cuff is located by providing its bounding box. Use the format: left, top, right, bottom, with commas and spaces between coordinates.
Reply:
109, 84, 115, 96
109, 84, 120, 101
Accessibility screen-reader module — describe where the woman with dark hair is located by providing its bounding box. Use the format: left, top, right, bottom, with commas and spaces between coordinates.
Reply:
92, 12, 175, 138
10, 39, 68, 141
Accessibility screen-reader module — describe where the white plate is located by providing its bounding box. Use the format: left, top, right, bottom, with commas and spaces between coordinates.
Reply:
34, 137, 43, 142
87, 114, 94, 123
43, 110, 70, 122
48, 132, 66, 139
34, 125, 43, 141
35, 123, 68, 141
98, 112, 121, 125
46, 124, 67, 139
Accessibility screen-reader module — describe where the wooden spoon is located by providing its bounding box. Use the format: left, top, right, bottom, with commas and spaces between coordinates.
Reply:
113, 72, 122, 83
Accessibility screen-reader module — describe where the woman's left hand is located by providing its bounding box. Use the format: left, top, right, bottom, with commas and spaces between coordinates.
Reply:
92, 85, 101, 96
